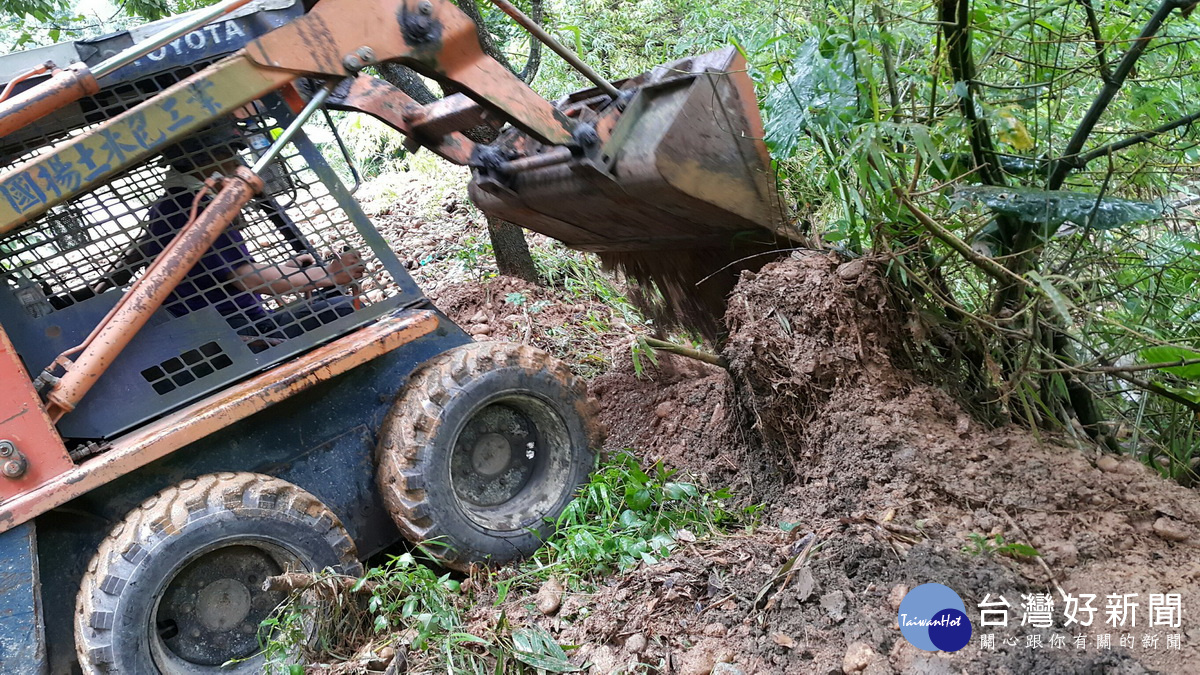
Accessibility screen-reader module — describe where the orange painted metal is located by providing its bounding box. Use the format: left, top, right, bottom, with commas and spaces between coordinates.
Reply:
244, 0, 575, 146
334, 77, 476, 165
0, 326, 73, 503
44, 168, 265, 420
0, 61, 51, 103
0, 63, 99, 138
0, 310, 440, 533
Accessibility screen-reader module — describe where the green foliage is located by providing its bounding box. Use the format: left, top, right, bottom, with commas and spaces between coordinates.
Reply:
630, 335, 659, 379
264, 453, 740, 670
529, 451, 735, 583
1141, 346, 1200, 381
510, 626, 580, 673
953, 186, 1161, 232
764, 38, 860, 160
962, 533, 1039, 559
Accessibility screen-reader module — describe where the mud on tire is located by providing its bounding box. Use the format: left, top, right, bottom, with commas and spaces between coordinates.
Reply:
74, 472, 361, 674
376, 342, 602, 570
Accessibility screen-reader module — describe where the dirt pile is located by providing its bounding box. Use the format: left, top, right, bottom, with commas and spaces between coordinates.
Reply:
556, 251, 1200, 674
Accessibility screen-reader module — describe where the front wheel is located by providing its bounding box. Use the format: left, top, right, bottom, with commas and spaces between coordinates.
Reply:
377, 342, 602, 570
75, 473, 361, 674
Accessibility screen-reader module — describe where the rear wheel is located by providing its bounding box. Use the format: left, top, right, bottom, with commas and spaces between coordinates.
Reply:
75, 473, 360, 674
377, 342, 602, 570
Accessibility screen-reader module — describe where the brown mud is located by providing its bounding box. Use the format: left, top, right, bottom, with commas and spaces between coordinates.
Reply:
441, 251, 1200, 674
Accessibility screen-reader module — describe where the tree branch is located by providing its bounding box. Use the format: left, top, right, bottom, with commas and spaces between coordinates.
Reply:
939, 0, 1002, 185
1077, 0, 1112, 82
1110, 370, 1200, 414
517, 0, 543, 83
375, 62, 439, 105
1075, 109, 1200, 167
1049, 0, 1193, 188
897, 192, 1025, 286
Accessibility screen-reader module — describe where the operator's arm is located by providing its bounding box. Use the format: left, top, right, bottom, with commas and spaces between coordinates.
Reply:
231, 250, 364, 295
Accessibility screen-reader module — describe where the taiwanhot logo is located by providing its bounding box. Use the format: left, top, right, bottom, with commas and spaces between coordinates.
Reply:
897, 583, 973, 652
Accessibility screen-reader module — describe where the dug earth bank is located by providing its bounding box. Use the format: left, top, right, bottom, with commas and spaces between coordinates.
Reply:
442, 250, 1200, 674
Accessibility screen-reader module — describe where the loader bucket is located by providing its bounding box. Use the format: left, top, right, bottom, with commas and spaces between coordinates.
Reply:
469, 46, 794, 336
470, 45, 786, 252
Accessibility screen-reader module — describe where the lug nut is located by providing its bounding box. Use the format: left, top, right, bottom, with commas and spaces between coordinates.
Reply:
2, 460, 24, 478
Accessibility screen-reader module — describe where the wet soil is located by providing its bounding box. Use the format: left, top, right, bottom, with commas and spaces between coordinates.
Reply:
449, 251, 1200, 674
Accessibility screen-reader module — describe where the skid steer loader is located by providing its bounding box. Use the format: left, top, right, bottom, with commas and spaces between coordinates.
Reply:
0, 0, 785, 671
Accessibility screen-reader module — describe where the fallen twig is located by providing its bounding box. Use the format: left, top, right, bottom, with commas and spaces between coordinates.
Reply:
263, 572, 374, 594
643, 337, 728, 369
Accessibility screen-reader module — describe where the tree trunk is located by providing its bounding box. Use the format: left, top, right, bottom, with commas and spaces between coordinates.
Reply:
374, 0, 546, 284
488, 218, 538, 282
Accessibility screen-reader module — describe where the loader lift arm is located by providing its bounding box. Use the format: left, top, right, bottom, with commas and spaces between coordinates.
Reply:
0, 0, 581, 237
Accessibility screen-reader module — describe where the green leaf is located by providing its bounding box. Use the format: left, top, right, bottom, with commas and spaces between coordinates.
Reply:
512, 626, 580, 672
764, 38, 860, 159
1027, 271, 1075, 325
625, 486, 652, 512
1140, 346, 1200, 380
954, 186, 1161, 231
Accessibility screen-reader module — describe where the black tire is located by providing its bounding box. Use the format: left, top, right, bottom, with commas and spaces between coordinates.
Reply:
377, 342, 602, 570
74, 472, 361, 674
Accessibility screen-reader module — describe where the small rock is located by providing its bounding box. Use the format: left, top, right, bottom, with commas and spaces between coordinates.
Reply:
535, 578, 564, 615
1042, 541, 1079, 567
1117, 460, 1144, 475
888, 584, 909, 611
771, 632, 796, 649
837, 259, 866, 281
842, 641, 876, 674
583, 644, 619, 674
624, 633, 647, 654
1097, 455, 1121, 473
793, 566, 816, 603
655, 401, 674, 418
469, 310, 487, 323
470, 324, 492, 336
677, 639, 729, 675
1153, 517, 1191, 543
711, 664, 745, 675
703, 623, 727, 637
820, 590, 847, 622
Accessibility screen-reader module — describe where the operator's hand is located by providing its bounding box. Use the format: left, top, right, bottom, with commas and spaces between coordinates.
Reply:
291, 253, 316, 267
327, 249, 365, 286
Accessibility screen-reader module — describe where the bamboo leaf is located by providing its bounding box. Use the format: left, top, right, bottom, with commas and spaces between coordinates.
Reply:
955, 186, 1161, 231
1027, 271, 1075, 324
1140, 346, 1200, 380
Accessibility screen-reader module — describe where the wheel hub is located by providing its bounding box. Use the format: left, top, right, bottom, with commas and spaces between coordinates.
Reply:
471, 432, 513, 476
195, 578, 253, 632
156, 544, 287, 667
451, 402, 540, 508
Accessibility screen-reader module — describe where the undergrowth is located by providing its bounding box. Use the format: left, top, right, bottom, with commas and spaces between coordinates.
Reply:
261, 451, 744, 673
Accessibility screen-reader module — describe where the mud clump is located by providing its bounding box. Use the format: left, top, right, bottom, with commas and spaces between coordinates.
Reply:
590, 353, 774, 499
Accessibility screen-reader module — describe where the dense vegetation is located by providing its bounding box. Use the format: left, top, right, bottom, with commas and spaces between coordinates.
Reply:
5, 0, 1200, 669
3, 0, 1196, 496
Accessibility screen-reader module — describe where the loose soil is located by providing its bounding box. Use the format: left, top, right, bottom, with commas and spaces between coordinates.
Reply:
438, 252, 1200, 675
336, 172, 1200, 673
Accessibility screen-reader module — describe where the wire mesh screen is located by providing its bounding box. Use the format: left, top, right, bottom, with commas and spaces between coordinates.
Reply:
0, 63, 417, 439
